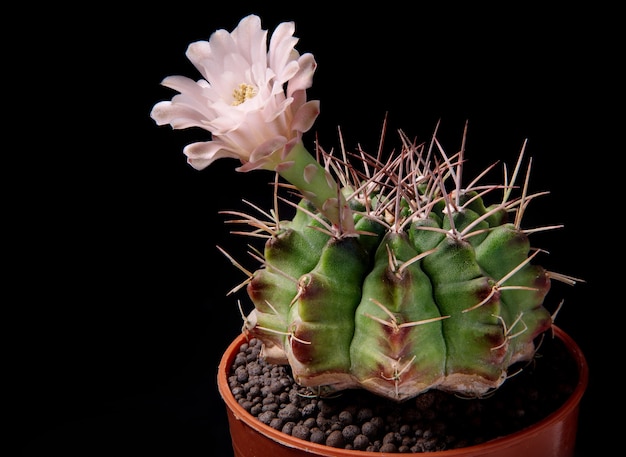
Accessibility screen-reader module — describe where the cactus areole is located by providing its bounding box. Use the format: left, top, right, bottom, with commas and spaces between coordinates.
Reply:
150, 14, 580, 403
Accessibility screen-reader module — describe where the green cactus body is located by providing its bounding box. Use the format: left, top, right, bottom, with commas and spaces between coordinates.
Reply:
420, 236, 508, 394
350, 231, 447, 399
285, 236, 370, 390
409, 216, 445, 253
226, 130, 574, 402
245, 200, 330, 362
473, 223, 552, 362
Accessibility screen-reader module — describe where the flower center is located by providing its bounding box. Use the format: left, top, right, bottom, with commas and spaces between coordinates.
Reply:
232, 83, 257, 106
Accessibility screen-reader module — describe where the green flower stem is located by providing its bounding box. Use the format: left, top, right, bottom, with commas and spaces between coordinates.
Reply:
279, 142, 355, 234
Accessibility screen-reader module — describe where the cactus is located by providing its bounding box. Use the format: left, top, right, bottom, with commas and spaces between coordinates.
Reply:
150, 14, 580, 403
223, 124, 578, 402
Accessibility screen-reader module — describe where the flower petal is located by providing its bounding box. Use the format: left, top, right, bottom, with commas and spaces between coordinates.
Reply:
287, 53, 317, 96
183, 141, 240, 171
291, 100, 320, 133
237, 136, 288, 172
269, 20, 299, 82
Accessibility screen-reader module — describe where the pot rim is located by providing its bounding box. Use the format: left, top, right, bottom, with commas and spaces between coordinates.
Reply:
217, 325, 588, 456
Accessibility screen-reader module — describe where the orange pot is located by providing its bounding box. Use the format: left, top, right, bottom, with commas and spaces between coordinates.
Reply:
218, 326, 587, 457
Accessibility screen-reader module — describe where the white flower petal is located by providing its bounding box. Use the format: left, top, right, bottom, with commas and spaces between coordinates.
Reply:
269, 21, 299, 81
183, 140, 239, 171
287, 53, 317, 95
150, 101, 205, 129
185, 40, 213, 79
159, 75, 204, 95
232, 15, 267, 67
291, 100, 320, 133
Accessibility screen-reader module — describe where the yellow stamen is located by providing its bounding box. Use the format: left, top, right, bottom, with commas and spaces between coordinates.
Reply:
232, 83, 257, 106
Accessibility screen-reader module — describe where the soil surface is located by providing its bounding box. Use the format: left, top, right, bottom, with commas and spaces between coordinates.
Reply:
226, 334, 578, 453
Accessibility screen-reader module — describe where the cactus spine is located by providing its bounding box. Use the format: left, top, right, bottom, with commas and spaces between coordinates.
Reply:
223, 125, 576, 402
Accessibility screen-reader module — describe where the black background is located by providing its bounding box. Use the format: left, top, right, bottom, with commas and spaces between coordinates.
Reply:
15, 2, 618, 456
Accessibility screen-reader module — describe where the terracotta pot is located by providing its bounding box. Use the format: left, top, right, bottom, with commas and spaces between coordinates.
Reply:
217, 326, 587, 457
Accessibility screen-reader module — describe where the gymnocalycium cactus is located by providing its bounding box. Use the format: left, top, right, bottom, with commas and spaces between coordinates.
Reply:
150, 14, 580, 402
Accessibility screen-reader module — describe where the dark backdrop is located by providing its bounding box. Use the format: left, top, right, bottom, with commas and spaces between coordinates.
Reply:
15, 3, 617, 456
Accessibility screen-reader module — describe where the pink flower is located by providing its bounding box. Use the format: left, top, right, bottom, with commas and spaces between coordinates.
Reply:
150, 14, 320, 172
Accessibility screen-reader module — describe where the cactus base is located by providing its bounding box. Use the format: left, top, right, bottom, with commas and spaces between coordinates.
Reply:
218, 326, 587, 456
